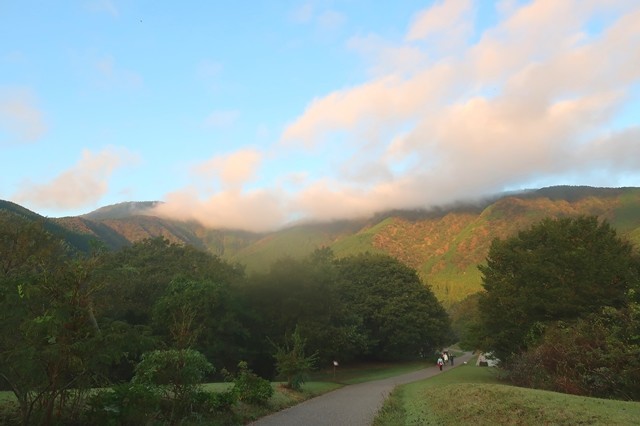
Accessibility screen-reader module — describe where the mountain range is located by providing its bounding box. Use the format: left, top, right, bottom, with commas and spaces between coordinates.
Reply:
3, 185, 640, 306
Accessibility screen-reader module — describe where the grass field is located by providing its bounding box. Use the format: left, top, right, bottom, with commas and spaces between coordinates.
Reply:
310, 361, 433, 384
374, 358, 640, 425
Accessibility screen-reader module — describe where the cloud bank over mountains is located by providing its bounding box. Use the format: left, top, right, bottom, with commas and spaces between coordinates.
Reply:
155, 0, 640, 231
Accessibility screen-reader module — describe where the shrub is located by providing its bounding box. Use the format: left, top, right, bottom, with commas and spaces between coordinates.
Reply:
132, 349, 214, 419
85, 383, 161, 426
504, 306, 640, 400
208, 389, 237, 412
226, 361, 273, 405
272, 328, 318, 391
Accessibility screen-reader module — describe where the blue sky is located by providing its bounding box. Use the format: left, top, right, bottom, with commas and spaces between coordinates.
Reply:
2, 0, 639, 231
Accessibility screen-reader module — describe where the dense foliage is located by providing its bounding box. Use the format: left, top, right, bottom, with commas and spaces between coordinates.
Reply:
0, 212, 121, 424
0, 210, 452, 424
476, 216, 640, 399
336, 253, 452, 360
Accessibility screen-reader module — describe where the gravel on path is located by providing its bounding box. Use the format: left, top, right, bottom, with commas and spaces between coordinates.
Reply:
250, 352, 474, 426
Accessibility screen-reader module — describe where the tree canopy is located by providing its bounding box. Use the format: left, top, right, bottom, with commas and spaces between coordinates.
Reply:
478, 216, 640, 362
336, 253, 452, 360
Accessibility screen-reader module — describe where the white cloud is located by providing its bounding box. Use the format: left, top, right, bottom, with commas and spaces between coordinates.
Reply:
405, 0, 474, 54
348, 34, 429, 77
191, 149, 262, 190
0, 88, 48, 144
273, 0, 640, 224
154, 188, 287, 233
13, 147, 137, 210
152, 149, 276, 231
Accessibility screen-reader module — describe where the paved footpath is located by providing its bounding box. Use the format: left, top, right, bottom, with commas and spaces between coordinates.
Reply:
250, 352, 473, 426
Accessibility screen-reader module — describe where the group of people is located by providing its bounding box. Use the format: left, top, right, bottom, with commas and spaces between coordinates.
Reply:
436, 350, 455, 371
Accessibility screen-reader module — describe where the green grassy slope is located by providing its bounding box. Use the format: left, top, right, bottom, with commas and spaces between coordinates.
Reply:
226, 220, 365, 274
374, 361, 640, 425
366, 188, 640, 304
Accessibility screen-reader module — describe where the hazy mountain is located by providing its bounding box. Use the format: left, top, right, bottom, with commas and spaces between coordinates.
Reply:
4, 186, 640, 306
81, 201, 162, 221
0, 200, 97, 252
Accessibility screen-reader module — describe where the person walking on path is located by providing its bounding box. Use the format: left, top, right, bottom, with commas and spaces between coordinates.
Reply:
437, 356, 444, 371
251, 351, 473, 426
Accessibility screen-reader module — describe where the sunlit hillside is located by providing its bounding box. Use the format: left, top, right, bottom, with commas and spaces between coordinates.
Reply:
7, 186, 640, 306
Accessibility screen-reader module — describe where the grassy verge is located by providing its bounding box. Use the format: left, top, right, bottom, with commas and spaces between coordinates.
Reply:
226, 382, 343, 424
374, 359, 640, 425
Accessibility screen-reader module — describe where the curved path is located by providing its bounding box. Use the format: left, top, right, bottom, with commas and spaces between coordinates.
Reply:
251, 352, 473, 426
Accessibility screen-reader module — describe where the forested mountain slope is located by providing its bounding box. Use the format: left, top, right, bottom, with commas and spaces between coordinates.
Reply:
4, 186, 640, 305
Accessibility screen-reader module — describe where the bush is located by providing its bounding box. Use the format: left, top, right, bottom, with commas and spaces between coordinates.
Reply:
85, 383, 161, 426
133, 349, 214, 389
272, 328, 318, 391
504, 306, 640, 400
132, 349, 214, 420
226, 361, 274, 405
208, 389, 237, 412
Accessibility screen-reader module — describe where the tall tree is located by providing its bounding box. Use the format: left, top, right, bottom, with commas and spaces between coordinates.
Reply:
152, 277, 249, 370
478, 216, 640, 362
336, 253, 452, 361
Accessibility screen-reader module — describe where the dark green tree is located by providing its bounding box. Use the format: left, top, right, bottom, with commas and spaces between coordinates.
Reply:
98, 237, 245, 326
478, 216, 640, 363
336, 253, 452, 361
152, 277, 249, 369
0, 213, 125, 424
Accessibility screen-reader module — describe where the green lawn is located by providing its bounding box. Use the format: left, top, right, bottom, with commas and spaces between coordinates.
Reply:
310, 361, 432, 384
374, 358, 640, 425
